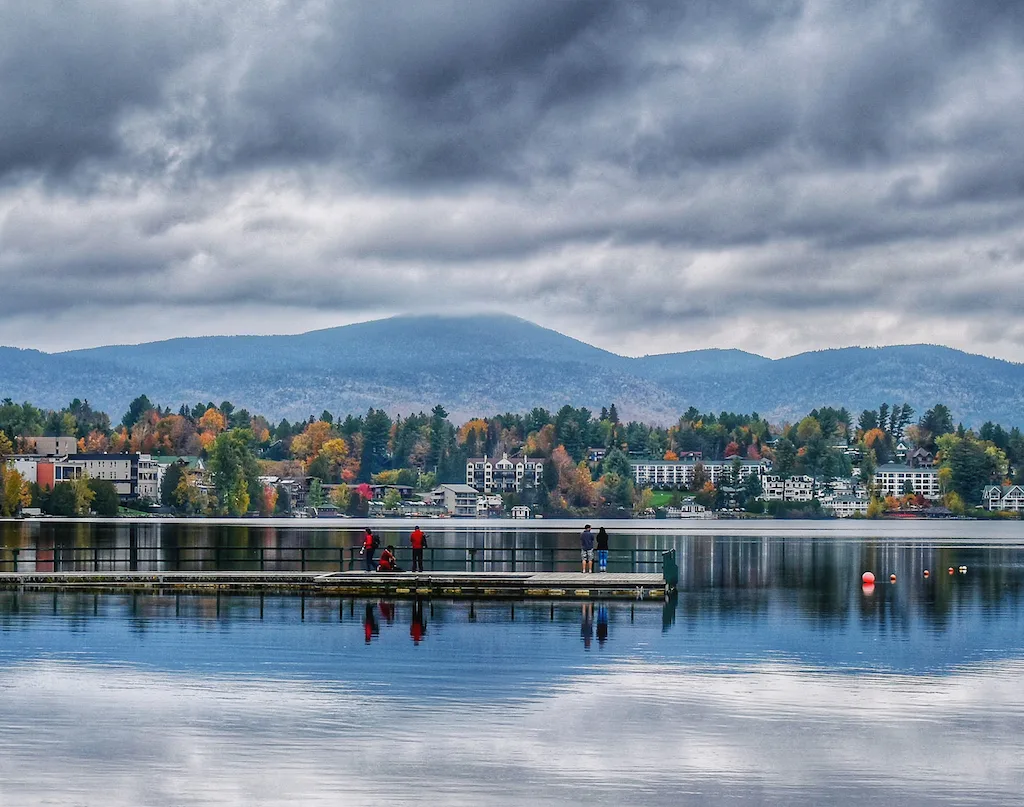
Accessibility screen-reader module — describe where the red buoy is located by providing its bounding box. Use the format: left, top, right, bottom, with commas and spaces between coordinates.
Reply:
923, 570, 930, 577
948, 567, 955, 575
862, 582, 875, 595
862, 571, 875, 584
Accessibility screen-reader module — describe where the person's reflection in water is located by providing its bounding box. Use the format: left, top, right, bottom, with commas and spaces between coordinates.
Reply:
363, 603, 379, 644
581, 602, 593, 650
596, 603, 608, 646
379, 600, 396, 625
410, 598, 427, 645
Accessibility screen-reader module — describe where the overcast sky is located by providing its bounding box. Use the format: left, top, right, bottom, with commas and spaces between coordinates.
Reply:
1, 0, 1023, 359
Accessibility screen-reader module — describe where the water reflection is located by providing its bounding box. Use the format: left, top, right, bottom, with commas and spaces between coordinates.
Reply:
0, 655, 1022, 805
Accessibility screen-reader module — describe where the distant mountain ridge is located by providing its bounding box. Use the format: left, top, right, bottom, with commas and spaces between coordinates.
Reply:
2, 315, 1022, 426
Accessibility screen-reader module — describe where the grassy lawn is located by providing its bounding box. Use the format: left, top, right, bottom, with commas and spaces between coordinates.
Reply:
649, 490, 676, 508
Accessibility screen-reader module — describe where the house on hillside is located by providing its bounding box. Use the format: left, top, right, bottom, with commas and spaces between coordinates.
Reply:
906, 448, 935, 468
982, 485, 1024, 512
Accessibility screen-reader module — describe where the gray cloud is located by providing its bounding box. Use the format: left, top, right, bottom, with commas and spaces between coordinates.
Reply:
1, 1, 1024, 358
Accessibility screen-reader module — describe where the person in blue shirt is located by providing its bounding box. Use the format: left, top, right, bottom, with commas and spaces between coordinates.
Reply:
580, 524, 595, 573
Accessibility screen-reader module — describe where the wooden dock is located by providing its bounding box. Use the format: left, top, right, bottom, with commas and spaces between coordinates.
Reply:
0, 571, 668, 600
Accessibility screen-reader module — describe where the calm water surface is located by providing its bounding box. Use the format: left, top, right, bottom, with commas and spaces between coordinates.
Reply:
1, 521, 1023, 805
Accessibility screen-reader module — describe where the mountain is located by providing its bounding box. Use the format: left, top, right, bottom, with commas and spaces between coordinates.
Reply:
2, 315, 1023, 426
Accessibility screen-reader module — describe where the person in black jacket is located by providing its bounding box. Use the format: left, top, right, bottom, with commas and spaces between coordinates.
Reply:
596, 527, 610, 573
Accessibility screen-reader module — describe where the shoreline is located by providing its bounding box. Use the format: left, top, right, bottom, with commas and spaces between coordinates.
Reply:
3, 515, 1023, 539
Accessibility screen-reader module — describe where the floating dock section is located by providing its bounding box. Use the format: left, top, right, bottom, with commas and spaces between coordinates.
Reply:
0, 571, 669, 600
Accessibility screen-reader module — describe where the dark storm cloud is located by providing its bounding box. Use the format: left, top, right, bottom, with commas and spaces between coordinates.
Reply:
2, 0, 1024, 357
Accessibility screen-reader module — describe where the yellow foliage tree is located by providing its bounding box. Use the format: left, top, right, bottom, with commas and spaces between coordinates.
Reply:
457, 419, 489, 445
198, 408, 227, 435
0, 466, 31, 517
331, 484, 352, 510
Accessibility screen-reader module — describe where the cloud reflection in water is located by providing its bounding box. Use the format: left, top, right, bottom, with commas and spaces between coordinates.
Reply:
1, 658, 1021, 806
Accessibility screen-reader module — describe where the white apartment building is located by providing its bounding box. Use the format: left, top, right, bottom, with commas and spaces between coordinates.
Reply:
873, 463, 941, 499
466, 453, 543, 494
760, 475, 815, 502
982, 485, 1024, 512
63, 453, 159, 501
631, 459, 771, 488
824, 494, 870, 517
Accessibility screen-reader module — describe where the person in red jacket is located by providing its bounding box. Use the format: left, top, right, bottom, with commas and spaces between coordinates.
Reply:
410, 525, 428, 572
377, 545, 400, 572
360, 527, 376, 572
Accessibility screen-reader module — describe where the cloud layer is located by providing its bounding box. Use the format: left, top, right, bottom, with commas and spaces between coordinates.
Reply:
2, 1, 1024, 357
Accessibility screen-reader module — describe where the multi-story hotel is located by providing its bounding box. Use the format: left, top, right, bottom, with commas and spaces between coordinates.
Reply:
630, 458, 771, 488
466, 453, 543, 494
873, 463, 941, 499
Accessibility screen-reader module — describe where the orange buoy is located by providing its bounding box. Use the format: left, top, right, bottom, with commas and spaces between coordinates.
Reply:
890, 574, 897, 583
862, 571, 875, 584
948, 567, 955, 575
923, 570, 930, 577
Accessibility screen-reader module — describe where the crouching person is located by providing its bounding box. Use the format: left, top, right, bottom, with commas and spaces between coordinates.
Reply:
377, 545, 401, 573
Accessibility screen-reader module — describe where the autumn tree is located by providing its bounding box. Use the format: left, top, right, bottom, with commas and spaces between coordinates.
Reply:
567, 461, 598, 509
198, 407, 228, 437
0, 466, 30, 517
290, 420, 334, 460
260, 485, 278, 517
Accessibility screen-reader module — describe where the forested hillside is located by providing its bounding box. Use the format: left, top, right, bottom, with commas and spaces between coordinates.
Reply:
2, 315, 1023, 426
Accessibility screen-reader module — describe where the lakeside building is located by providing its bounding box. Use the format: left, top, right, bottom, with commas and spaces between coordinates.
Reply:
429, 484, 480, 517
760, 475, 815, 502
630, 458, 771, 488
466, 453, 543, 494
665, 499, 708, 518
69, 453, 160, 501
982, 485, 1024, 512
873, 463, 941, 499
823, 494, 870, 517
6, 452, 159, 502
476, 494, 504, 516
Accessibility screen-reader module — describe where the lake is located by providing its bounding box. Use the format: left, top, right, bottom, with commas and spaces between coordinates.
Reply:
1, 519, 1023, 804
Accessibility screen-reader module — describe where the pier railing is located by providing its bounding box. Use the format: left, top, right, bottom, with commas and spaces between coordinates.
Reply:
0, 545, 668, 574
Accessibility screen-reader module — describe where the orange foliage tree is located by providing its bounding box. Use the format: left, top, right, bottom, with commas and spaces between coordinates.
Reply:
457, 419, 489, 445
198, 408, 227, 435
